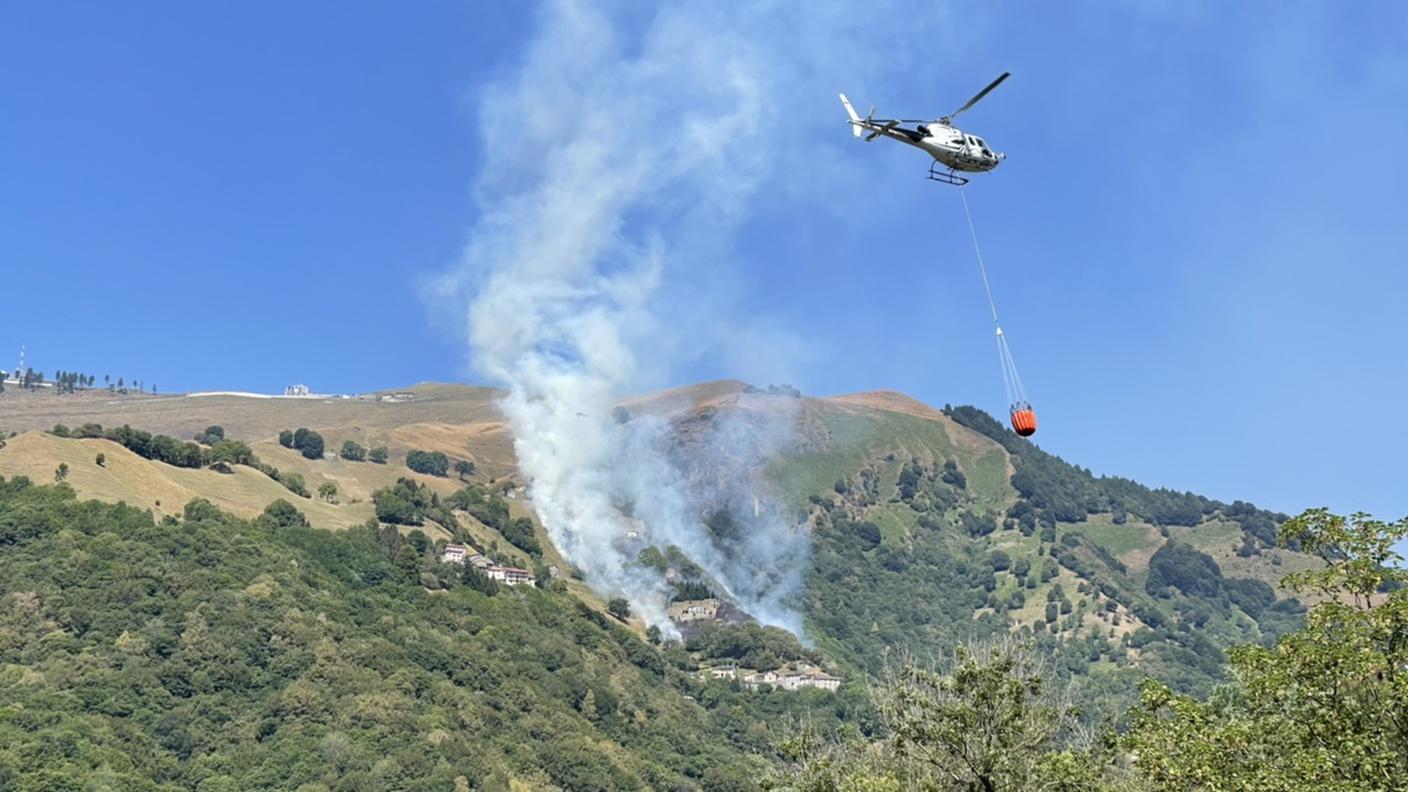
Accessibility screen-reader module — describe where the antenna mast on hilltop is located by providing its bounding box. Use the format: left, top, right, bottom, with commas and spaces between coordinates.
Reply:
15, 345, 24, 379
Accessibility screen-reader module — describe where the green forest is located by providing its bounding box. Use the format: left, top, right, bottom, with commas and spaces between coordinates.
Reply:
792, 416, 1306, 719
5, 400, 1407, 790
770, 507, 1408, 791
4, 476, 1403, 790
0, 478, 864, 791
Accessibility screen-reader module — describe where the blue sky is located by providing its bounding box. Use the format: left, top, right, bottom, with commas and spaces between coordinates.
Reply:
3, 2, 1406, 527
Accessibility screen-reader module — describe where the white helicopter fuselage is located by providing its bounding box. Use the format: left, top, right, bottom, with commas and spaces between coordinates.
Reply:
871, 122, 1005, 173
838, 93, 1006, 178
913, 125, 1003, 173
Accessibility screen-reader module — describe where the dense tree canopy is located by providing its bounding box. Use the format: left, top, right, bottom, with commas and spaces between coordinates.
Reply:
944, 405, 1285, 541
372, 477, 437, 526
767, 642, 1119, 792
0, 476, 855, 791
1124, 509, 1408, 791
773, 507, 1408, 791
501, 516, 542, 556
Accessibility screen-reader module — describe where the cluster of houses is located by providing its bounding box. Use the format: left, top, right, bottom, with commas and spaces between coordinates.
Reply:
666, 598, 719, 623
444, 541, 844, 692
701, 663, 842, 693
440, 543, 537, 586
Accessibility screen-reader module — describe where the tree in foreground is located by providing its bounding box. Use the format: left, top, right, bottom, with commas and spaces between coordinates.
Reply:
1123, 508, 1408, 791
368, 446, 389, 464
767, 641, 1119, 792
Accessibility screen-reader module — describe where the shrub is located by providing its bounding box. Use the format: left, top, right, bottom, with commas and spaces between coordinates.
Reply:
291, 428, 324, 460
280, 472, 310, 499
206, 439, 257, 467
1145, 542, 1223, 599
196, 425, 224, 445
852, 520, 882, 550
373, 478, 439, 526
502, 516, 542, 555
608, 598, 631, 621
256, 499, 308, 530
406, 450, 450, 477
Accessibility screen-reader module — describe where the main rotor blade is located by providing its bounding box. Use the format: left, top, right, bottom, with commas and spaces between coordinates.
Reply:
949, 72, 1009, 120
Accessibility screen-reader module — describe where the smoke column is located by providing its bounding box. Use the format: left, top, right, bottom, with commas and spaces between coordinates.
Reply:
450, 1, 951, 634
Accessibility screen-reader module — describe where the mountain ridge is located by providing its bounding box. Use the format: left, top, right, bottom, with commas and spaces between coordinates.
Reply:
0, 380, 1314, 714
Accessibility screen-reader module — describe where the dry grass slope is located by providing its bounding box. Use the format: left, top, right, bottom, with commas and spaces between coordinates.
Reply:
0, 381, 1315, 614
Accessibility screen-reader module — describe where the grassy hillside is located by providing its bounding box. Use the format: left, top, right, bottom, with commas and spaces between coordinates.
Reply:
1, 381, 1318, 723
0, 383, 517, 535
0, 384, 520, 482
765, 394, 1309, 715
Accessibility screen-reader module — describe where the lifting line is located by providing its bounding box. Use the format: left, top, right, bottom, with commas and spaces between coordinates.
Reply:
959, 188, 1029, 411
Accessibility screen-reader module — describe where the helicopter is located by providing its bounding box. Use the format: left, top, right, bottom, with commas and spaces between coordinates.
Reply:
839, 72, 1010, 185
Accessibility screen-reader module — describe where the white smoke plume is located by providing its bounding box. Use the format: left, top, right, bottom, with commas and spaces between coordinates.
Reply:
448, 1, 952, 635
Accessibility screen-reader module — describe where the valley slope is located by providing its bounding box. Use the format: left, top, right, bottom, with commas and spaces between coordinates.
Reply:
0, 381, 1313, 714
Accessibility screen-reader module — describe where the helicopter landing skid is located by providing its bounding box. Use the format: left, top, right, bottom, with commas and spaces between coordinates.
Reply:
926, 163, 969, 186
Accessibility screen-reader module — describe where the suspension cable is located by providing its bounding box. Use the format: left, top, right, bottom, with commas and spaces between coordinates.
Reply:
961, 187, 1029, 408
960, 187, 1000, 326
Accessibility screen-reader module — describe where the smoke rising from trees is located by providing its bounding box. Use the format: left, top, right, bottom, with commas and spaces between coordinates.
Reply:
447, 1, 944, 634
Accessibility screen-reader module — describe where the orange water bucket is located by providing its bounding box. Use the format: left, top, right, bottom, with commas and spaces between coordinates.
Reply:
1010, 407, 1037, 437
